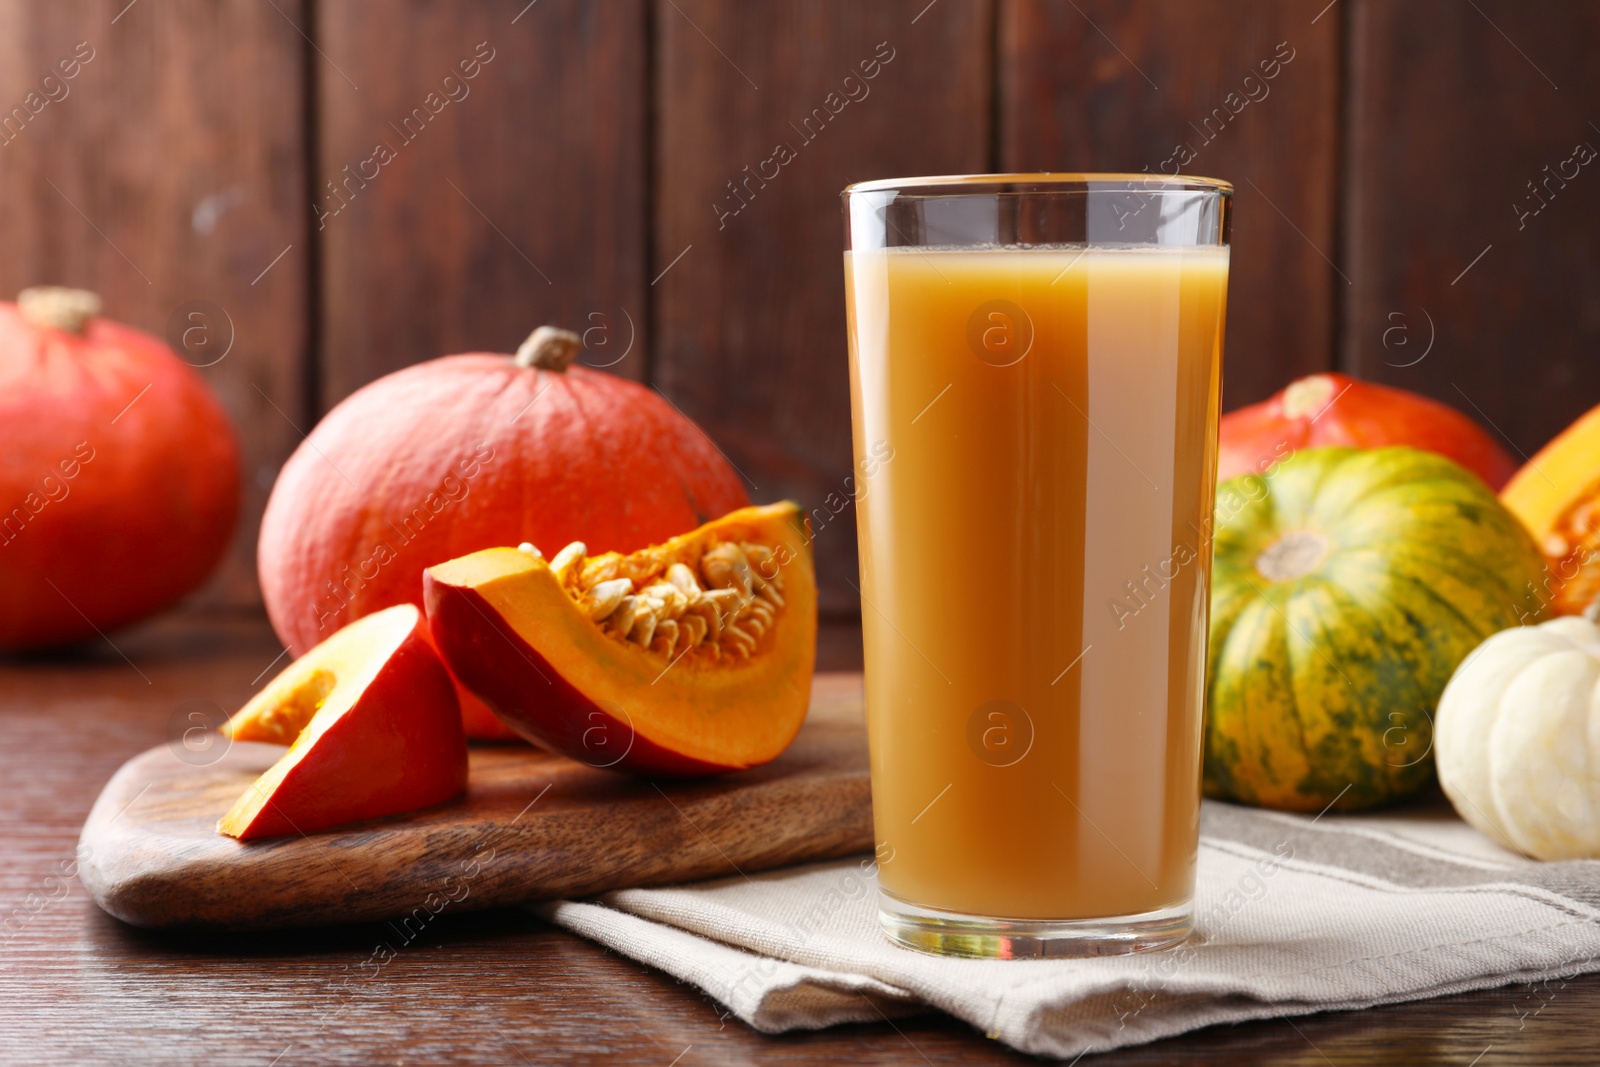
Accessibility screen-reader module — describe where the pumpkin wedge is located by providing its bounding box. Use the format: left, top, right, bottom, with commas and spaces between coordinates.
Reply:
425, 503, 816, 776
1500, 401, 1600, 616
218, 604, 466, 840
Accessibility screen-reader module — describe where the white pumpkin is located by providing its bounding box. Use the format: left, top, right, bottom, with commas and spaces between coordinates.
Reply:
1436, 615, 1600, 860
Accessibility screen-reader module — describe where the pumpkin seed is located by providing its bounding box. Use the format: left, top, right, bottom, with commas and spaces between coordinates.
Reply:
549, 530, 790, 660
586, 578, 634, 621
653, 619, 679, 655
631, 606, 659, 649
609, 595, 640, 637
742, 542, 783, 590
683, 598, 723, 637
667, 562, 702, 596
641, 582, 689, 621
550, 541, 586, 583
680, 613, 709, 648
702, 543, 755, 598
725, 624, 756, 656
581, 554, 622, 587
702, 587, 746, 614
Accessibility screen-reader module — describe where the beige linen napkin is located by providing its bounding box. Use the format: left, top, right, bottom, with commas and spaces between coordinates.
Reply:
535, 799, 1600, 1059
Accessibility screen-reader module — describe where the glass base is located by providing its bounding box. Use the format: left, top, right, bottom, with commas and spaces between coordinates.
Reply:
878, 889, 1193, 959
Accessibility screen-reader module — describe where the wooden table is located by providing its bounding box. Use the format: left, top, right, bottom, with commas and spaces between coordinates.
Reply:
3, 614, 1598, 1066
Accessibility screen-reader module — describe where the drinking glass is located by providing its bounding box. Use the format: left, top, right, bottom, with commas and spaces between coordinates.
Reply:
841, 173, 1231, 957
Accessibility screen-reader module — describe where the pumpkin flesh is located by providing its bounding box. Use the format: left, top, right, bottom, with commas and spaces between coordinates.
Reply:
425, 503, 815, 774
1500, 402, 1600, 616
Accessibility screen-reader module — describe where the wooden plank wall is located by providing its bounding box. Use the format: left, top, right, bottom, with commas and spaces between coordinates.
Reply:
1000, 0, 1342, 408
4, 0, 1597, 618
314, 0, 649, 396
1344, 0, 1600, 457
0, 0, 308, 608
655, 0, 993, 614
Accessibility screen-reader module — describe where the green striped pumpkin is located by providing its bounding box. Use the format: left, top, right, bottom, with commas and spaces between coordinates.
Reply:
1205, 446, 1546, 812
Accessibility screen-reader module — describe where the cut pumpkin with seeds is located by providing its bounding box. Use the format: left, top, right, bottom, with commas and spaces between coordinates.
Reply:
424, 502, 817, 776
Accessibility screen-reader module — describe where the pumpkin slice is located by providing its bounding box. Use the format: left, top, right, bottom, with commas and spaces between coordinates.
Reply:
1500, 401, 1600, 616
424, 502, 816, 775
218, 604, 467, 840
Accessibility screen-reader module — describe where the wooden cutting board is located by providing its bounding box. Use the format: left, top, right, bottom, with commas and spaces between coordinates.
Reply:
79, 674, 872, 931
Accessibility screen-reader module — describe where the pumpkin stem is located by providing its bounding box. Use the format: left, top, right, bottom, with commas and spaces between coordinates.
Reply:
18, 286, 101, 335
1255, 530, 1331, 582
514, 326, 582, 371
1281, 374, 1339, 420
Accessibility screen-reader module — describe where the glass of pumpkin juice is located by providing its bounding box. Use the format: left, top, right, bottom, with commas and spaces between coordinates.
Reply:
841, 174, 1231, 957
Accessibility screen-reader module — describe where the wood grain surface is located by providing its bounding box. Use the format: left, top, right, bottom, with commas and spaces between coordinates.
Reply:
654, 0, 993, 616
1343, 0, 1600, 458
0, 0, 309, 608
6, 614, 1600, 1064
79, 675, 870, 930
999, 0, 1343, 410
314, 0, 650, 402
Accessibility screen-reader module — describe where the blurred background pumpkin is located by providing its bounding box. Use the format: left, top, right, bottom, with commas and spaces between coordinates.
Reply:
0, 287, 239, 649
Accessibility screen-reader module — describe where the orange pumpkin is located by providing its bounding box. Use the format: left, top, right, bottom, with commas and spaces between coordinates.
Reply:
258, 326, 751, 739
1218, 372, 1517, 490
0, 287, 240, 649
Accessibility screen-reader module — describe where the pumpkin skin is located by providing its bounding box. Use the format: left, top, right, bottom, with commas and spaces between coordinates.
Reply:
0, 289, 240, 649
1205, 446, 1545, 812
258, 329, 750, 739
1218, 373, 1517, 490
1500, 401, 1600, 617
1436, 614, 1600, 860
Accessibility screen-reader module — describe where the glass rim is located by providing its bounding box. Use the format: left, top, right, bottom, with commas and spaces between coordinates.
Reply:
841, 172, 1233, 199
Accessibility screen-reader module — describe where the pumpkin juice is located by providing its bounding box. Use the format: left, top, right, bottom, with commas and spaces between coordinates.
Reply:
845, 246, 1228, 923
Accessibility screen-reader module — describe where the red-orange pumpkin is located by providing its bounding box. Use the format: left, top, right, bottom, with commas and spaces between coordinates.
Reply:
258, 326, 751, 739
0, 287, 241, 649
1218, 372, 1517, 490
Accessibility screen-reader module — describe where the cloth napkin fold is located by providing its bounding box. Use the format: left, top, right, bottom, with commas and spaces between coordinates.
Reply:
535, 798, 1600, 1059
